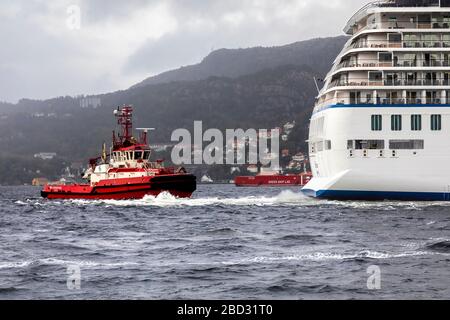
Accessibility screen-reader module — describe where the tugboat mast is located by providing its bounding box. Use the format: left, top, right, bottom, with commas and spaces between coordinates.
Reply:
114, 105, 134, 148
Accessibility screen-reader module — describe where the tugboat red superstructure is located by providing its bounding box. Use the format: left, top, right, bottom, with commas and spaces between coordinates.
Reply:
41, 106, 196, 200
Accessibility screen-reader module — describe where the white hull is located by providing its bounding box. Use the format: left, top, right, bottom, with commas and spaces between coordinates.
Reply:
303, 106, 450, 200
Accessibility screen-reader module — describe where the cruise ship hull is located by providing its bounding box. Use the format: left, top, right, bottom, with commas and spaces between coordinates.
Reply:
303, 104, 450, 201
302, 171, 450, 201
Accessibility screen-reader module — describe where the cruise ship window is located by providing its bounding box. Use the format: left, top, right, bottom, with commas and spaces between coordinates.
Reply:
389, 140, 424, 150
422, 34, 439, 48
418, 15, 432, 29
371, 115, 382, 131
399, 54, 416, 67
411, 115, 422, 131
369, 71, 383, 84
404, 34, 419, 48
444, 36, 450, 49
391, 115, 402, 131
317, 141, 324, 152
347, 140, 354, 150
431, 114, 442, 131
388, 33, 402, 45
353, 140, 384, 150
379, 52, 393, 65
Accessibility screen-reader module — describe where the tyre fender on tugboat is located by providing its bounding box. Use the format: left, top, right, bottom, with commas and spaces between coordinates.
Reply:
176, 167, 187, 174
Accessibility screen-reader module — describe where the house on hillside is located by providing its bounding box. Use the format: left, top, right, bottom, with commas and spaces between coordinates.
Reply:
34, 153, 57, 160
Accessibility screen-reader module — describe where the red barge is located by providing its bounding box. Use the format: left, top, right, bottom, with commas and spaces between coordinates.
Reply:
41, 106, 196, 200
235, 172, 312, 187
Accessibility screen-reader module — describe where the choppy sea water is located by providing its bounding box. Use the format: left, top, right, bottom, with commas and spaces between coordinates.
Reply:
0, 185, 449, 300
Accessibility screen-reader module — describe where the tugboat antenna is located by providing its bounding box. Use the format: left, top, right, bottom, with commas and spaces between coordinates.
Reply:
136, 128, 155, 145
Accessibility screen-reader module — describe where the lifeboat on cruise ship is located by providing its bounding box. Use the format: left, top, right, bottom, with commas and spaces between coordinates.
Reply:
41, 106, 196, 200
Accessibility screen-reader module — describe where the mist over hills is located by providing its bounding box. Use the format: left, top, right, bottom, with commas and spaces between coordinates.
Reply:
133, 36, 347, 88
0, 36, 347, 185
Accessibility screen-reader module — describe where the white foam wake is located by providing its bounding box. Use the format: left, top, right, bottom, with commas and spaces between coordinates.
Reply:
69, 190, 311, 208
0, 258, 138, 270
2, 249, 447, 271
241, 250, 437, 264
39, 189, 450, 209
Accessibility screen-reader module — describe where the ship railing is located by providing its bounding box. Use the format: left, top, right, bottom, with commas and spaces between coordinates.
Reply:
352, 21, 450, 34
314, 96, 447, 110
345, 40, 450, 51
335, 58, 450, 71
330, 78, 450, 88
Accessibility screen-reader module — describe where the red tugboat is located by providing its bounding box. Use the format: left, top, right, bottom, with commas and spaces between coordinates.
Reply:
41, 106, 196, 200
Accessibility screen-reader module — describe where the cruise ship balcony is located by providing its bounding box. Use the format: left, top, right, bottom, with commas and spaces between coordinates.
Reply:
346, 39, 450, 51
352, 16, 450, 34
335, 51, 450, 71
330, 78, 450, 88
316, 95, 447, 108
345, 0, 450, 35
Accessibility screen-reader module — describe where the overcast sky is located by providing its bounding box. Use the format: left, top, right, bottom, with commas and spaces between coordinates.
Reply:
0, 0, 366, 103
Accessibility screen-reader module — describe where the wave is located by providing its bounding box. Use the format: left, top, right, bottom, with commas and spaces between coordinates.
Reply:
276, 234, 322, 241
2, 248, 446, 272
204, 228, 238, 236
0, 261, 33, 269
0, 258, 138, 270
230, 250, 448, 265
426, 239, 450, 253
0, 287, 22, 293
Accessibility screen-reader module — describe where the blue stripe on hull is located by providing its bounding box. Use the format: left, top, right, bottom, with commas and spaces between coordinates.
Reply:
314, 103, 450, 115
302, 189, 450, 201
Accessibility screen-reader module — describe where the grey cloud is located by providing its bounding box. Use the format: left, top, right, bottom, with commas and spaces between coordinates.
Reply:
80, 0, 157, 23
125, 0, 365, 76
0, 0, 367, 103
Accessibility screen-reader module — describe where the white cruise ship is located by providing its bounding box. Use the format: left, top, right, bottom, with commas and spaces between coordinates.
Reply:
302, 0, 450, 200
